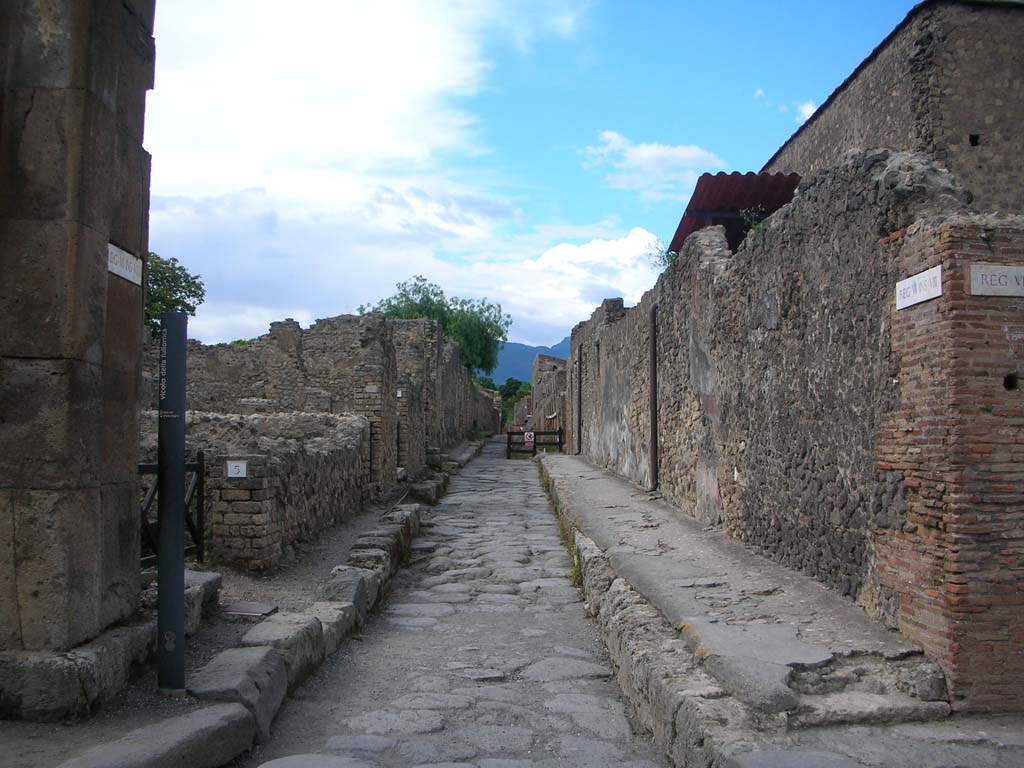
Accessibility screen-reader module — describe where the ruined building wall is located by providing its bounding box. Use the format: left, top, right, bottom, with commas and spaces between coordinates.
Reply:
566, 150, 1024, 711
146, 314, 398, 496
763, 1, 1024, 215
0, 1, 155, 652
512, 395, 530, 429
301, 315, 397, 496
529, 355, 567, 435
436, 340, 500, 445
150, 314, 499, 489
140, 412, 370, 571
392, 319, 439, 472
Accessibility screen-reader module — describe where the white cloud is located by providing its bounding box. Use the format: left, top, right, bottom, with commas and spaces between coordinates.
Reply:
796, 100, 818, 123
151, 189, 653, 347
144, 0, 644, 350
753, 87, 765, 99
583, 130, 728, 201
457, 227, 662, 345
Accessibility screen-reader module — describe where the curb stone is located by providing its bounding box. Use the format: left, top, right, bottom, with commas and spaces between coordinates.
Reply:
187, 646, 288, 744
55, 703, 255, 768
53, 444, 484, 768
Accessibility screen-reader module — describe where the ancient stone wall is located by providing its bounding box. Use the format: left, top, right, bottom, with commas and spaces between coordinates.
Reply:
0, 1, 155, 652
512, 395, 530, 429
392, 319, 440, 473
763, 1, 1024, 215
529, 355, 567, 435
148, 314, 500, 488
436, 340, 500, 444
140, 412, 370, 571
566, 150, 1024, 711
146, 314, 398, 496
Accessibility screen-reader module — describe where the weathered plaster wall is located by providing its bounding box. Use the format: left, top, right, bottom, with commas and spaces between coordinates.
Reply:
140, 412, 369, 571
764, 1, 1024, 215
0, 0, 155, 652
567, 150, 1024, 710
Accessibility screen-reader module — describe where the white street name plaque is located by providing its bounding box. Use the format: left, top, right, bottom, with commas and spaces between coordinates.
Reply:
970, 263, 1024, 297
226, 460, 248, 479
895, 265, 942, 310
107, 244, 143, 286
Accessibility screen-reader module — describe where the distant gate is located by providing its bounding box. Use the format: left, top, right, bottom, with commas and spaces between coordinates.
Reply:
138, 452, 206, 566
506, 428, 564, 458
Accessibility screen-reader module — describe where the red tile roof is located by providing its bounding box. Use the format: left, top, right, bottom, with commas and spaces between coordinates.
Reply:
668, 171, 801, 253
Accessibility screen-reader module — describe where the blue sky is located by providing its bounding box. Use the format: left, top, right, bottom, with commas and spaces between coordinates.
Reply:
145, 0, 919, 346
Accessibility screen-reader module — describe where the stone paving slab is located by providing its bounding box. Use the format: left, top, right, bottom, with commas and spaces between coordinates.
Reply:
238, 438, 668, 768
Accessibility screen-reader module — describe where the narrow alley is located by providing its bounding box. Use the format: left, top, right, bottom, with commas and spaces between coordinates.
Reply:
241, 437, 668, 768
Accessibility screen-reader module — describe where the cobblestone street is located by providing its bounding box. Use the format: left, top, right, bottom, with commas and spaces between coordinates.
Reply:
242, 438, 667, 768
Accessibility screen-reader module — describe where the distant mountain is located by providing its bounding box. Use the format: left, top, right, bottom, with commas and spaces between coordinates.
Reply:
488, 336, 570, 384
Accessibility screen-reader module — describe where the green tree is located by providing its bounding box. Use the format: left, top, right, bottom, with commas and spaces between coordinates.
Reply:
498, 377, 531, 426
145, 253, 205, 336
360, 276, 511, 375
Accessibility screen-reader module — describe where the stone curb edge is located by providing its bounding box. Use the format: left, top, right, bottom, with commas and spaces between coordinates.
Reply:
54, 441, 487, 768
537, 455, 781, 768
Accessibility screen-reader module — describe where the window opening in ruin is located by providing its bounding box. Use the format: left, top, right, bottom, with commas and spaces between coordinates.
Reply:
1005, 372, 1019, 391
969, 133, 980, 146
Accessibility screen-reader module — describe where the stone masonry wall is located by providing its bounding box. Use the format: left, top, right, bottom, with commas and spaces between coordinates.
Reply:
145, 314, 398, 497
140, 411, 370, 571
437, 340, 500, 446
763, 1, 1024, 215
566, 150, 1024, 711
0, 1, 155, 652
392, 319, 439, 473
146, 314, 500, 489
529, 355, 567, 435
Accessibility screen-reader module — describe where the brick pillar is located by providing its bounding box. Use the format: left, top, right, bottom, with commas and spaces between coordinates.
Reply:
0, 1, 155, 651
874, 218, 1024, 711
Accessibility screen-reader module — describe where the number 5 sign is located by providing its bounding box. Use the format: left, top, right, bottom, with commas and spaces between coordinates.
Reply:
226, 460, 248, 478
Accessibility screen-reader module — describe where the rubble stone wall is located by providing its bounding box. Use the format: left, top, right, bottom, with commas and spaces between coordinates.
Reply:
140, 412, 370, 571
146, 314, 500, 489
145, 314, 398, 496
437, 340, 501, 444
763, 1, 1024, 215
392, 319, 440, 473
566, 150, 1024, 711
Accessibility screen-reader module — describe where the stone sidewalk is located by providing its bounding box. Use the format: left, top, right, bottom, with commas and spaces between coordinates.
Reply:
238, 437, 668, 767
539, 452, 1024, 767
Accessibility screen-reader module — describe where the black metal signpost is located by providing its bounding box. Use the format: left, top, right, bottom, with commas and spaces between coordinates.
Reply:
157, 312, 186, 692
